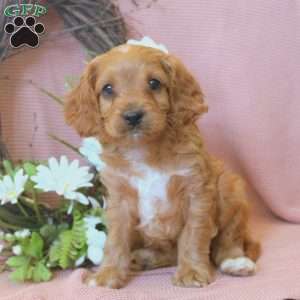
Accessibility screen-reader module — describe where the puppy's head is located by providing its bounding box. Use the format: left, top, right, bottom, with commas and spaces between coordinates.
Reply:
64, 44, 207, 145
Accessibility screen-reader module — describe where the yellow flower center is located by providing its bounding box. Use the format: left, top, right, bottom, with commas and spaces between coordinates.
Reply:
64, 183, 70, 192
7, 191, 17, 199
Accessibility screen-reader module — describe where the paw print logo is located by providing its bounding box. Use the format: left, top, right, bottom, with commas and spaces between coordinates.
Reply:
4, 16, 45, 48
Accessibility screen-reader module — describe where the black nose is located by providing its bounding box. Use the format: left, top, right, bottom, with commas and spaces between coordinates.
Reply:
123, 110, 144, 126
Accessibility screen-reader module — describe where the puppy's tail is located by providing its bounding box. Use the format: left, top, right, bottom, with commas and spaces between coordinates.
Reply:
244, 233, 261, 262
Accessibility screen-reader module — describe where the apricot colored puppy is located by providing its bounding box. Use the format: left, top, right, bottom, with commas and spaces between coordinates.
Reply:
64, 44, 260, 288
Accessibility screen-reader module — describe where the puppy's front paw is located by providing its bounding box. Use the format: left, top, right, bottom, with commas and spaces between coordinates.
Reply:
85, 267, 127, 289
172, 265, 215, 288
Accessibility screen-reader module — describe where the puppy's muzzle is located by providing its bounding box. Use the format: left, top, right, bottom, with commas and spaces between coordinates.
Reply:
122, 110, 144, 127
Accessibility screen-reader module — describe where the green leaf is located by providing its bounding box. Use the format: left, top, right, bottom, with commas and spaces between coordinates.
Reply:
40, 224, 56, 238
14, 165, 22, 173
23, 162, 37, 193
46, 211, 88, 271
32, 262, 52, 282
6, 256, 30, 268
57, 223, 69, 233
23, 232, 44, 259
0, 206, 39, 229
49, 240, 61, 264
2, 160, 14, 176
10, 266, 28, 282
24, 180, 35, 193
58, 230, 73, 269
72, 210, 86, 250
23, 162, 37, 176
26, 266, 34, 280
9, 259, 30, 282
40, 224, 58, 244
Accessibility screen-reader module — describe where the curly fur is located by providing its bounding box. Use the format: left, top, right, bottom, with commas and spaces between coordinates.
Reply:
64, 45, 261, 289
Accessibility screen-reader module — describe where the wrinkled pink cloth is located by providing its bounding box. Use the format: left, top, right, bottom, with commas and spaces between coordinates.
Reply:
0, 1, 300, 299
1, 203, 300, 300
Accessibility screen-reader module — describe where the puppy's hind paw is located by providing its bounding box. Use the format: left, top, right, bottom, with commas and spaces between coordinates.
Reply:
220, 256, 256, 276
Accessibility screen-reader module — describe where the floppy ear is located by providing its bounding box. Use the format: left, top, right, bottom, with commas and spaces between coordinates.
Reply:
162, 55, 208, 125
64, 63, 100, 137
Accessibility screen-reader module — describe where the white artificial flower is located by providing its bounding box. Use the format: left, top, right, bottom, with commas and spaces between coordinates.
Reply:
31, 156, 94, 214
5, 233, 14, 241
88, 196, 101, 209
84, 215, 102, 228
0, 169, 28, 205
75, 255, 86, 267
87, 246, 104, 266
79, 137, 106, 172
127, 36, 168, 54
84, 216, 106, 265
14, 229, 31, 239
0, 244, 4, 254
12, 245, 22, 256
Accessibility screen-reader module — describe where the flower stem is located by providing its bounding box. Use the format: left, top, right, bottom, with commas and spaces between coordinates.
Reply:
48, 134, 80, 155
17, 202, 29, 218
31, 190, 42, 224
0, 219, 22, 230
20, 196, 34, 207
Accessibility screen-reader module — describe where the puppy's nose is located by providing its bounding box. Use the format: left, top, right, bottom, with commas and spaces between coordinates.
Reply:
123, 110, 144, 126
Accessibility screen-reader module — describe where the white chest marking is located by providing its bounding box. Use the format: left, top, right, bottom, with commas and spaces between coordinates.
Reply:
130, 163, 171, 226
125, 149, 189, 226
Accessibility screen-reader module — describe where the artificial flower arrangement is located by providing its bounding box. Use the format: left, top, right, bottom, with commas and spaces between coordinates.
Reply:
0, 136, 107, 283
0, 37, 167, 283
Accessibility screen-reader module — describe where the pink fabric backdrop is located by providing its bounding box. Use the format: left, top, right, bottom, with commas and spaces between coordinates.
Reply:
1, 1, 299, 222
0, 1, 300, 299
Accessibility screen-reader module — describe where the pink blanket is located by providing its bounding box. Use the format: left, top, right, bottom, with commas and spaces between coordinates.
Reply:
1, 201, 300, 300
0, 1, 299, 299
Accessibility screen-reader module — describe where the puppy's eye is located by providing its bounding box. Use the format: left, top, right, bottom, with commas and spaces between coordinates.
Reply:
101, 84, 114, 97
148, 79, 161, 91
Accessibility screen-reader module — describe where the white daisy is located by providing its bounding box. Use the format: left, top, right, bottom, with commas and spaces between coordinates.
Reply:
5, 233, 14, 241
14, 229, 31, 239
0, 169, 28, 205
31, 156, 94, 214
12, 245, 22, 256
79, 137, 106, 172
87, 196, 101, 209
127, 36, 168, 54
75, 255, 86, 267
84, 216, 106, 265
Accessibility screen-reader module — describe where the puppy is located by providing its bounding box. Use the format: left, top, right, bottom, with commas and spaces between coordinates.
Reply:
64, 44, 260, 288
